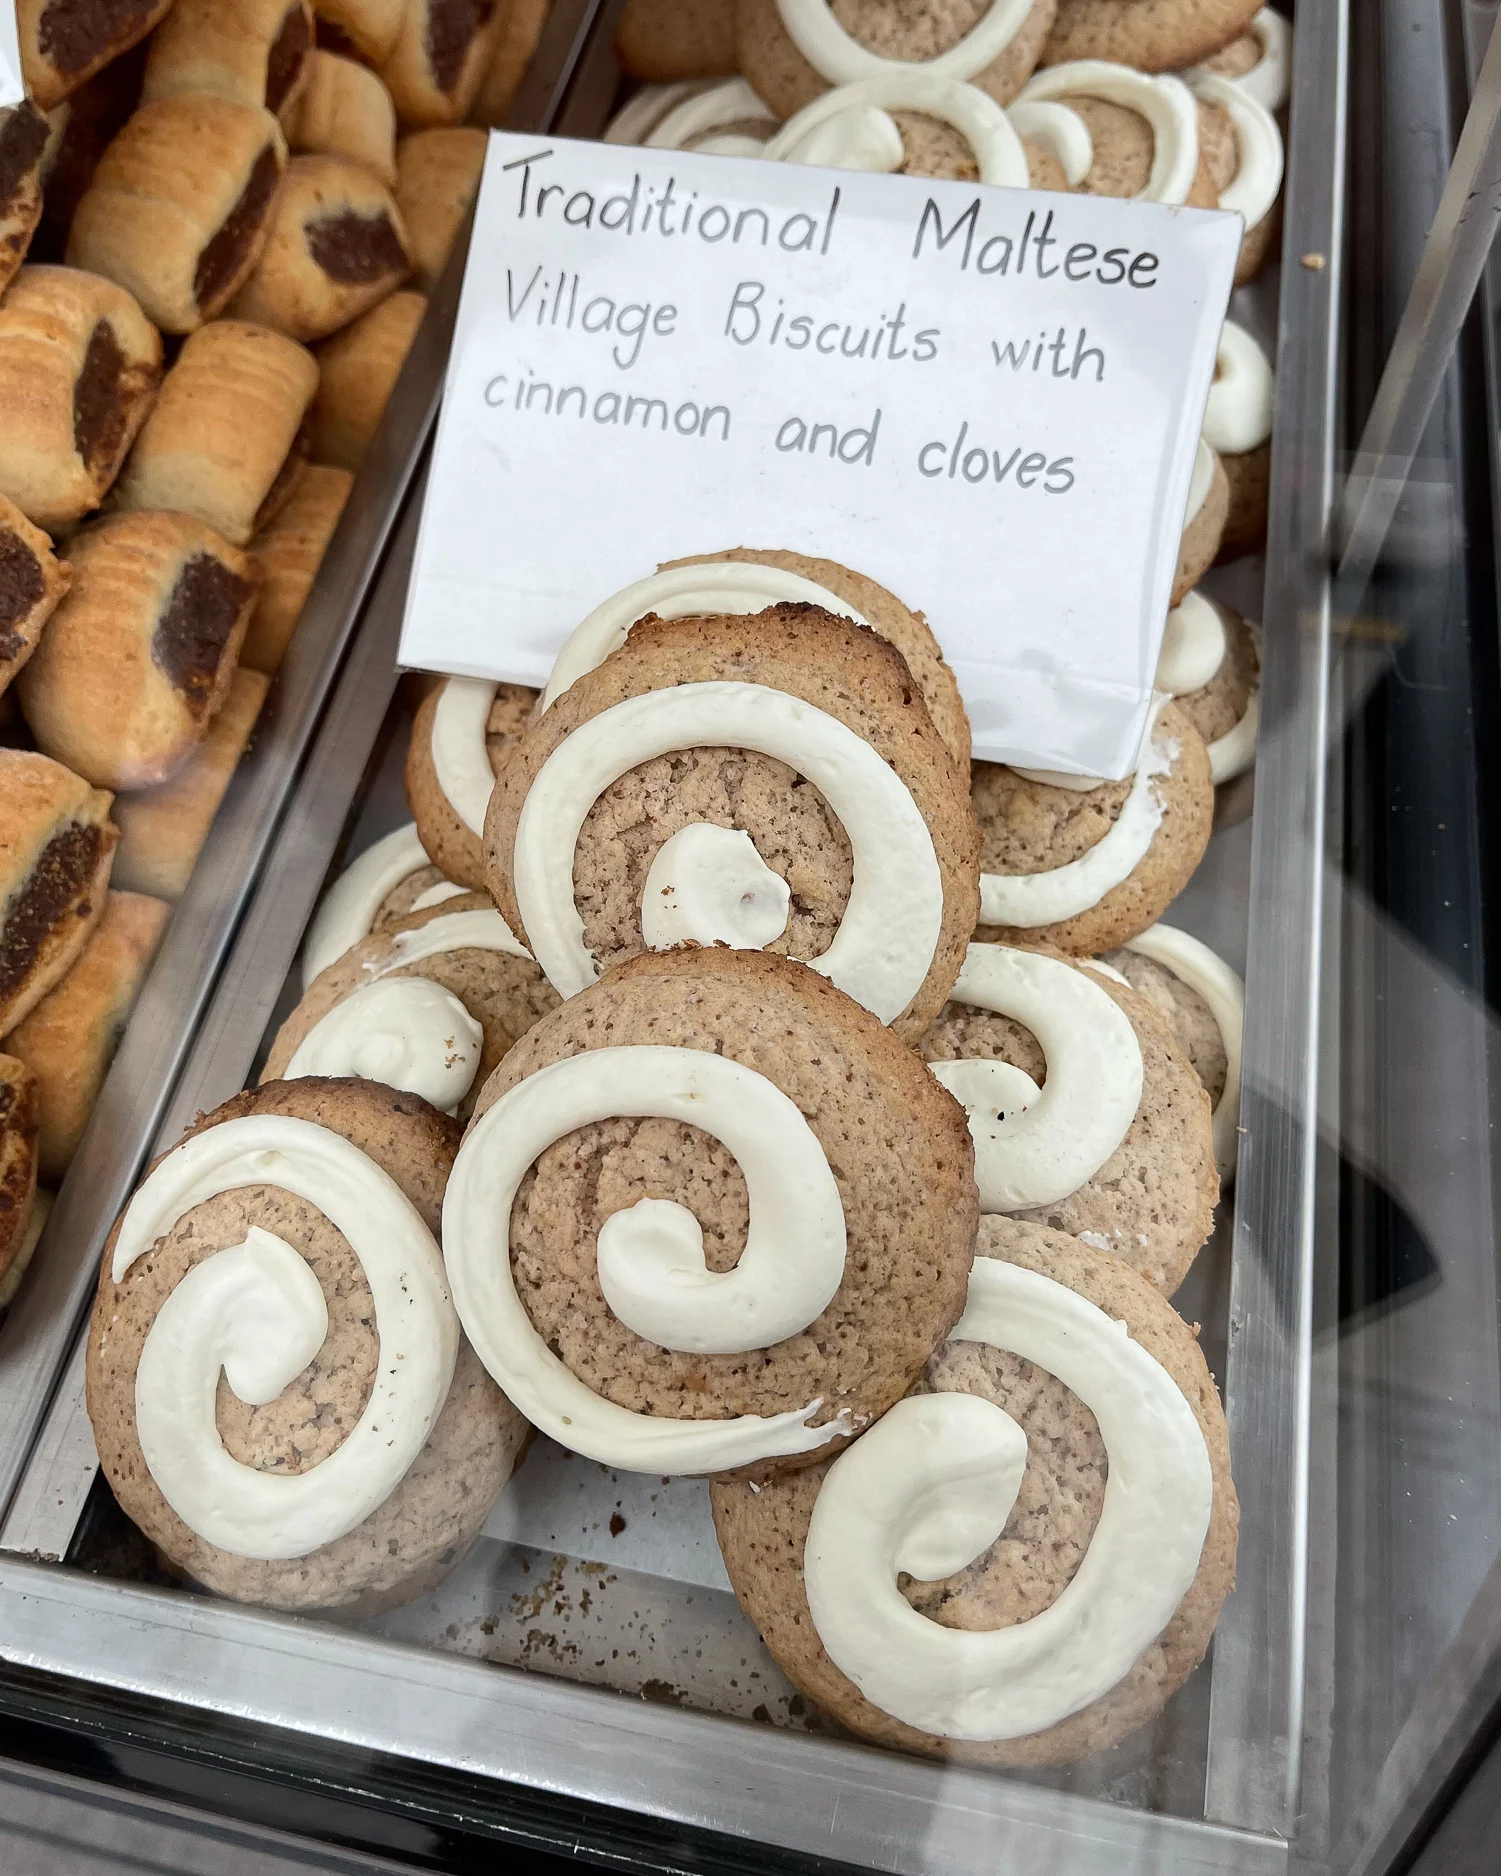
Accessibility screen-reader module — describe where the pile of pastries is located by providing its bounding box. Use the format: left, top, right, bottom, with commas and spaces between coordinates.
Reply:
0, 0, 555, 1311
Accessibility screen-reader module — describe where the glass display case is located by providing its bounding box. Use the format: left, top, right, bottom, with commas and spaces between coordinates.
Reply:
1, 2, 1499, 1873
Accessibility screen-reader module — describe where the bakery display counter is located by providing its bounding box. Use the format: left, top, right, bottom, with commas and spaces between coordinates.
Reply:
1, 4, 1500, 1876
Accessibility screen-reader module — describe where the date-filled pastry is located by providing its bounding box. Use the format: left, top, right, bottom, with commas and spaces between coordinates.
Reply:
285, 49, 398, 183
112, 321, 320, 547
380, 0, 502, 129
921, 942, 1217, 1292
228, 153, 412, 343
0, 1186, 52, 1308
312, 289, 424, 471
0, 748, 117, 1037
17, 512, 256, 790
314, 0, 405, 65
971, 695, 1214, 955
393, 126, 484, 291
471, 0, 552, 126
712, 1218, 1238, 1764
28, 48, 147, 263
0, 1055, 41, 1294
740, 0, 1057, 120
143, 0, 316, 122
17, 0, 175, 110
4, 888, 171, 1181
87, 1076, 530, 1613
617, 0, 737, 82
112, 668, 271, 900
0, 495, 70, 698
0, 102, 54, 295
68, 96, 289, 333
241, 463, 353, 673
0, 266, 162, 530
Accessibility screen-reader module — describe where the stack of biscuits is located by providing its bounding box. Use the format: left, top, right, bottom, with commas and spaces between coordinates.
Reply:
92, 505, 1256, 1764
0, 0, 559, 1314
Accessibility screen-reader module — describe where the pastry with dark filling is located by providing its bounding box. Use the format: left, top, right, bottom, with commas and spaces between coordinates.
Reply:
242, 463, 352, 672
312, 288, 423, 470
68, 96, 289, 332
29, 43, 147, 264
17, 511, 256, 789
0, 102, 52, 295
4, 887, 171, 1181
143, 0, 316, 123
285, 48, 398, 183
17, 0, 175, 111
0, 265, 162, 529
314, 0, 405, 65
112, 320, 320, 546
381, 0, 502, 128
112, 666, 270, 900
0, 1054, 40, 1290
393, 125, 483, 291
229, 153, 411, 341
0, 494, 70, 698
0, 748, 117, 1037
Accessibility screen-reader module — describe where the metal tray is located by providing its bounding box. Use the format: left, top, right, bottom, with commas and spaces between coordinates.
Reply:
0, 4, 1348, 1870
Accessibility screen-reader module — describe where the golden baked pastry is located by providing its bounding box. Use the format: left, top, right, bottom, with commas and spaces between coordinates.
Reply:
18, 0, 175, 110
312, 289, 424, 470
242, 464, 352, 672
381, 0, 502, 128
286, 48, 398, 182
393, 125, 484, 290
142, 0, 317, 121
0, 494, 70, 698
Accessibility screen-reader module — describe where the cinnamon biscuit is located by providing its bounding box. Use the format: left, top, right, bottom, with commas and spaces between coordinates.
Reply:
0, 265, 162, 530
4, 888, 171, 1181
405, 676, 537, 892
68, 96, 288, 332
1203, 319, 1274, 555
1192, 73, 1281, 283
314, 0, 405, 65
1175, 440, 1228, 604
485, 606, 981, 1042
299, 821, 462, 988
618, 0, 737, 80
112, 321, 321, 548
285, 48, 398, 182
228, 153, 412, 342
0, 102, 52, 295
264, 890, 558, 1118
88, 1076, 530, 1614
972, 697, 1214, 955
765, 73, 1048, 186
111, 668, 270, 901
1040, 0, 1261, 71
0, 1055, 40, 1293
17, 512, 256, 790
380, 0, 503, 128
0, 496, 70, 699
711, 1217, 1238, 1764
312, 289, 424, 470
1153, 591, 1259, 786
241, 464, 353, 672
1013, 60, 1218, 207
393, 126, 485, 290
0, 748, 117, 1037
471, 0, 551, 124
18, 0, 175, 110
739, 0, 1058, 118
143, 0, 316, 121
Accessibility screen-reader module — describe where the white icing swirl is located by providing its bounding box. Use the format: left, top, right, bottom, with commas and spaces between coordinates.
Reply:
803, 1256, 1214, 1740
641, 823, 792, 951
1007, 98, 1093, 183
444, 1045, 853, 1466
383, 905, 532, 969
980, 696, 1176, 928
542, 562, 867, 712
514, 681, 943, 1025
410, 879, 466, 910
1124, 923, 1244, 1180
1203, 319, 1274, 456
301, 822, 430, 989
1186, 436, 1216, 525
604, 81, 706, 145
929, 944, 1142, 1211
647, 78, 779, 155
1155, 590, 1227, 695
1189, 72, 1283, 229
286, 977, 483, 1111
116, 1114, 458, 1560
765, 72, 1030, 186
1208, 682, 1260, 785
431, 677, 500, 837
1185, 8, 1291, 114
776, 0, 1036, 84
1016, 62, 1200, 203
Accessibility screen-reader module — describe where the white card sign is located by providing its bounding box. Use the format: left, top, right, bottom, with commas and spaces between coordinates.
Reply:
0, 4, 23, 108
401, 132, 1240, 775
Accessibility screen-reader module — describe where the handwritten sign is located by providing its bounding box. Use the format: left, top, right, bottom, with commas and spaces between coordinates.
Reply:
401, 132, 1240, 774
